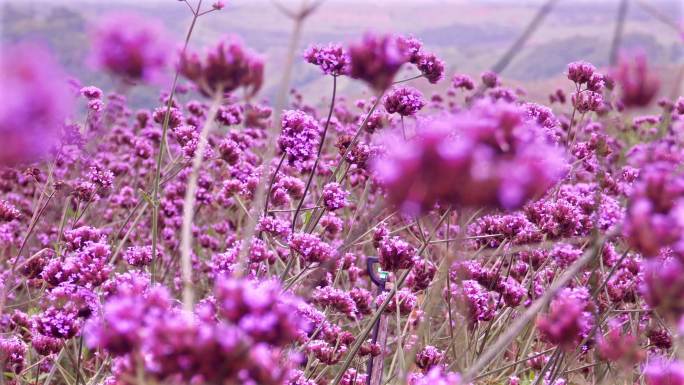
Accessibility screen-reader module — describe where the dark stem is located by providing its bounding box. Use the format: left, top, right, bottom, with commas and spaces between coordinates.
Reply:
263, 153, 288, 217
74, 335, 84, 385
609, 0, 629, 66
291, 75, 338, 232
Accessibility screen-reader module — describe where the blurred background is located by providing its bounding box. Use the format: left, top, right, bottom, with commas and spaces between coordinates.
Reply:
1, 0, 682, 106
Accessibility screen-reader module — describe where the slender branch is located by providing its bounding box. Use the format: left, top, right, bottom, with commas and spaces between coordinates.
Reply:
292, 75, 338, 232
461, 232, 611, 382
180, 91, 222, 311
151, 0, 203, 281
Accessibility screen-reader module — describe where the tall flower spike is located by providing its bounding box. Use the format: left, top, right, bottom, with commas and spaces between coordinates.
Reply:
91, 13, 171, 82
179, 35, 264, 97
0, 43, 72, 166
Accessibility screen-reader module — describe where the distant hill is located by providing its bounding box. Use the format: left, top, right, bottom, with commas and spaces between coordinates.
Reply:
1, 0, 681, 107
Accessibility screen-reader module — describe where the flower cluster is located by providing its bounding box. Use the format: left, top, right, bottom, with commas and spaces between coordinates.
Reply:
2, 5, 683, 385
373, 99, 567, 214
91, 12, 170, 82
304, 43, 351, 76
179, 35, 264, 97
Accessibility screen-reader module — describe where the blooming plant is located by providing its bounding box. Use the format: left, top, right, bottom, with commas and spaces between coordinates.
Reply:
2, 2, 684, 385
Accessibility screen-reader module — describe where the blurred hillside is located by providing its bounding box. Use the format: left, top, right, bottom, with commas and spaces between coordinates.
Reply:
1, 0, 682, 106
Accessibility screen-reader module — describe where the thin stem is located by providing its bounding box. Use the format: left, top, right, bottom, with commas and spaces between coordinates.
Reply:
151, 0, 202, 282
292, 75, 338, 232
329, 210, 451, 385
180, 91, 222, 311
461, 232, 612, 382
263, 153, 287, 216
235, 1, 316, 271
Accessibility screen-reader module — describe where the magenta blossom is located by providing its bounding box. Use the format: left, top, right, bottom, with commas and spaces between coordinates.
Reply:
372, 100, 566, 215
179, 35, 264, 97
91, 13, 171, 82
349, 32, 410, 92
0, 43, 72, 166
612, 52, 660, 108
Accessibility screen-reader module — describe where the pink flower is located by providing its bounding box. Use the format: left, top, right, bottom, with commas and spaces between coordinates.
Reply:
91, 13, 170, 82
0, 43, 72, 166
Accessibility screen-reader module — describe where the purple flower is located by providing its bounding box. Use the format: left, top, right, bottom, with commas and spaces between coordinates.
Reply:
304, 43, 351, 76
415, 52, 445, 84
623, 164, 684, 257
415, 345, 444, 371
452, 74, 475, 90
322, 182, 349, 211
179, 35, 264, 97
0, 43, 72, 166
373, 100, 566, 214
536, 288, 594, 350
378, 236, 416, 271
91, 13, 170, 81
0, 200, 20, 222
567, 61, 596, 84
408, 367, 462, 385
349, 33, 410, 92
642, 257, 684, 319
384, 86, 426, 116
288, 233, 336, 264
0, 337, 26, 374
123, 246, 156, 267
451, 280, 498, 325
571, 90, 603, 113
481, 71, 500, 88
278, 110, 321, 169
214, 277, 306, 346
312, 286, 358, 318
613, 51, 660, 108
644, 358, 684, 385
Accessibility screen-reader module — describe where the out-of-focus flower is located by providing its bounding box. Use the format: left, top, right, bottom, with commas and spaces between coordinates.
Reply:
612, 52, 660, 108
91, 13, 171, 82
349, 33, 409, 92
623, 164, 684, 257
642, 256, 684, 320
179, 35, 264, 97
537, 288, 594, 350
0, 43, 72, 166
481, 71, 500, 88
452, 74, 474, 90
644, 358, 684, 385
373, 100, 566, 215
408, 366, 462, 385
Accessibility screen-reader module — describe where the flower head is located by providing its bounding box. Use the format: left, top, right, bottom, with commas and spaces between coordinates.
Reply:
384, 86, 426, 116
613, 52, 660, 108
349, 33, 409, 92
91, 13, 170, 81
0, 43, 72, 165
180, 35, 264, 97
304, 43, 351, 76
373, 100, 566, 215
